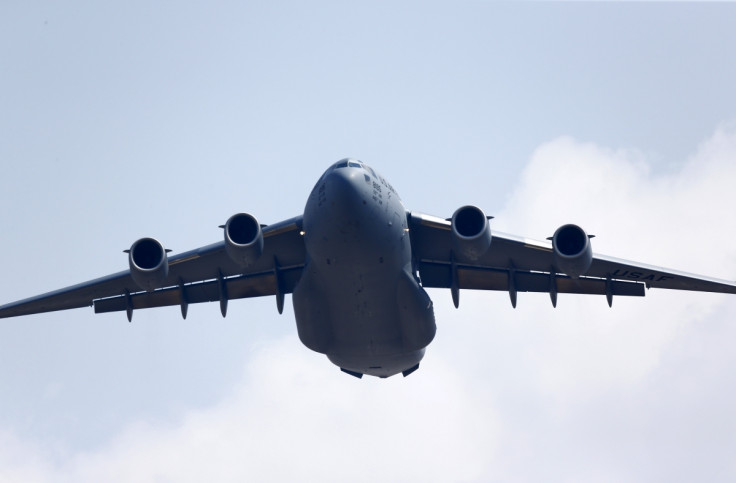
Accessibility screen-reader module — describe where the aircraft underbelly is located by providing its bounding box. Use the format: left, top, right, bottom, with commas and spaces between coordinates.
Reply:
293, 165, 436, 377
294, 262, 435, 377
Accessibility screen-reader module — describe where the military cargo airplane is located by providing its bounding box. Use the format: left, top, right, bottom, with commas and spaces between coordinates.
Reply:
2, 159, 735, 378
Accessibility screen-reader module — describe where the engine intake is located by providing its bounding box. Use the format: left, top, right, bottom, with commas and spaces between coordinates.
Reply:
129, 237, 169, 291
224, 213, 264, 266
451, 205, 492, 260
552, 224, 592, 278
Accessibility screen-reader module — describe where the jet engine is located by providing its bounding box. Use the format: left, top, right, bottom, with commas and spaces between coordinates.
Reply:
552, 224, 592, 278
451, 205, 492, 260
128, 237, 169, 291
224, 213, 264, 266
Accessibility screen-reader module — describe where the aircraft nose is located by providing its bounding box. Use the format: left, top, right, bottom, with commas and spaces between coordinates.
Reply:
303, 167, 367, 257
303, 164, 401, 266
326, 168, 365, 213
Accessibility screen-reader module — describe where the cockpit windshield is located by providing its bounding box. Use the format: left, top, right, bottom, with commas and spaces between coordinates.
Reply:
333, 158, 363, 170
316, 158, 400, 201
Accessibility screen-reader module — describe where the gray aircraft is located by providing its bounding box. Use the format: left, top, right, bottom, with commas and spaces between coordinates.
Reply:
2, 159, 736, 378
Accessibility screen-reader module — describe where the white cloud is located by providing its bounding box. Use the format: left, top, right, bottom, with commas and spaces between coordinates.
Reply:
3, 125, 736, 482
19, 336, 495, 483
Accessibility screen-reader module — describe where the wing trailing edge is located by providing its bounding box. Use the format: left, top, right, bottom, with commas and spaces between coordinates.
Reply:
94, 264, 303, 321
418, 261, 645, 308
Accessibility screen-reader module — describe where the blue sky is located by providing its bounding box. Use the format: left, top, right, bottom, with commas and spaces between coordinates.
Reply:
2, 2, 736, 481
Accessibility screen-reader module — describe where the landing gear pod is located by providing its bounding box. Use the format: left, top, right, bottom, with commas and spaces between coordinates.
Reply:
224, 213, 264, 266
451, 205, 492, 261
552, 224, 593, 278
128, 237, 169, 291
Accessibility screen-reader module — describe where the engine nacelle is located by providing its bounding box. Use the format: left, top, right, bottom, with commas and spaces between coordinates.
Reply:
128, 237, 169, 292
552, 224, 592, 278
224, 213, 264, 266
451, 205, 492, 260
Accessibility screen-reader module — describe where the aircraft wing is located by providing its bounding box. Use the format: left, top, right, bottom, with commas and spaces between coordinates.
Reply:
0, 216, 305, 320
408, 211, 736, 307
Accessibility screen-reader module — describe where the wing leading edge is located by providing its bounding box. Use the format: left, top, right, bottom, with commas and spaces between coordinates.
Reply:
0, 216, 305, 320
3, 208, 734, 320
408, 211, 736, 307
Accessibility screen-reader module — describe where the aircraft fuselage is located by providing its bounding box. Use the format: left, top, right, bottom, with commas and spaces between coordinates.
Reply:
293, 160, 436, 378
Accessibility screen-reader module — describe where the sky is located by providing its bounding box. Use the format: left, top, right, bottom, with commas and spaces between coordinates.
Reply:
1, 2, 736, 482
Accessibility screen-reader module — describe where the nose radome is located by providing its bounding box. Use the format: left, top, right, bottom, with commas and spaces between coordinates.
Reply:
326, 168, 365, 209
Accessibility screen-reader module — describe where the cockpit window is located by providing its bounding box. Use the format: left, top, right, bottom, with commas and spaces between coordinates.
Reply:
333, 158, 363, 170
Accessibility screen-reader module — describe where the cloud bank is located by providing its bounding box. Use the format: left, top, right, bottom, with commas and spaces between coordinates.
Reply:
3, 125, 736, 482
